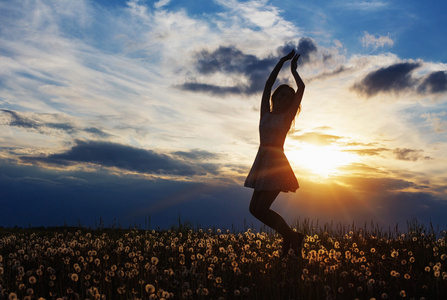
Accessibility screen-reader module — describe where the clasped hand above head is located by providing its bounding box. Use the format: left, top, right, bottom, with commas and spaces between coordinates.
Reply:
281, 49, 301, 71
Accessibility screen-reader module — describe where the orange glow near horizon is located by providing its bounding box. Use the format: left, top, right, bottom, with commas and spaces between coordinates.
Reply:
287, 144, 356, 178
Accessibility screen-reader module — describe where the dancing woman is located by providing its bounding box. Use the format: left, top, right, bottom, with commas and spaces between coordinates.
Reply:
244, 49, 305, 256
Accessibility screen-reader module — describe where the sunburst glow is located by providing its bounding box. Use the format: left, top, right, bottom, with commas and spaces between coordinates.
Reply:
288, 144, 354, 177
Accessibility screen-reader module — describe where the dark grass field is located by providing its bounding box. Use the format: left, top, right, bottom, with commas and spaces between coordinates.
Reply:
0, 219, 446, 299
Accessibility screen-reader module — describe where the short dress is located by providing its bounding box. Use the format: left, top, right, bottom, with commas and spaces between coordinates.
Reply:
244, 112, 299, 192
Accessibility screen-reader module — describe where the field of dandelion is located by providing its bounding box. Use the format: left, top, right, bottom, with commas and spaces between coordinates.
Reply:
0, 219, 446, 300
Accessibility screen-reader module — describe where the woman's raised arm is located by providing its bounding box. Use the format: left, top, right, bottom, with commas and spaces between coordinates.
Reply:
260, 50, 296, 119
286, 53, 305, 122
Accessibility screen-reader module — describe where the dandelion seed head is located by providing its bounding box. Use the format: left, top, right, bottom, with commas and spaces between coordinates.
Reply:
145, 284, 155, 294
151, 257, 159, 265
8, 293, 18, 300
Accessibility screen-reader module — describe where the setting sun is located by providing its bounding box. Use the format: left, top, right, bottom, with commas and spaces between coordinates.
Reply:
287, 144, 354, 177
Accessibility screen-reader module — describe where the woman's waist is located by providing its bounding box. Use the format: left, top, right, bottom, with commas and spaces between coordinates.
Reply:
259, 143, 284, 150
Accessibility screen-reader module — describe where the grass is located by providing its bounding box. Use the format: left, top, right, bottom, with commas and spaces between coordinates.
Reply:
0, 219, 446, 300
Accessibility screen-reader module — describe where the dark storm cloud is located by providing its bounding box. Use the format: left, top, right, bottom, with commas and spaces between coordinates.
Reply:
393, 148, 432, 161
418, 71, 447, 94
1, 109, 110, 137
352, 62, 447, 97
178, 38, 319, 95
352, 62, 422, 97
20, 140, 219, 176
280, 38, 318, 65
179, 45, 275, 95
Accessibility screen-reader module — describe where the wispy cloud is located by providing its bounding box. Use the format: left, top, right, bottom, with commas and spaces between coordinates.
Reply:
292, 131, 343, 146
420, 111, 447, 132
154, 0, 171, 10
337, 1, 389, 11
362, 32, 394, 49
1, 109, 110, 138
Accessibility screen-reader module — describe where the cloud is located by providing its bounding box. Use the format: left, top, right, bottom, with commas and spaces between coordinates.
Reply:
154, 0, 171, 9
2, 158, 447, 231
172, 149, 220, 161
338, 163, 389, 175
362, 32, 394, 49
343, 147, 431, 161
178, 38, 320, 95
393, 148, 432, 161
292, 131, 343, 146
308, 66, 352, 82
0, 158, 252, 229
337, 1, 388, 11
177, 45, 275, 95
20, 140, 220, 176
280, 38, 318, 65
1, 109, 110, 138
418, 71, 447, 94
420, 111, 447, 132
351, 62, 421, 97
343, 148, 389, 156
351, 62, 447, 98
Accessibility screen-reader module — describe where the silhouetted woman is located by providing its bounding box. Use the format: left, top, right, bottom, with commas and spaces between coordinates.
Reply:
245, 49, 305, 256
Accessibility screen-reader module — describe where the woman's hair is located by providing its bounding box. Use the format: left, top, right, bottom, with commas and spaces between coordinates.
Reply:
271, 84, 301, 115
271, 84, 295, 105
271, 84, 301, 132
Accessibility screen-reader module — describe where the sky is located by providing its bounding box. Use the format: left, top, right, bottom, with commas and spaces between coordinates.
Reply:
1, 0, 447, 231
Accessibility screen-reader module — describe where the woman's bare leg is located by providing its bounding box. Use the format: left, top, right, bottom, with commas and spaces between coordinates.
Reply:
249, 190, 294, 242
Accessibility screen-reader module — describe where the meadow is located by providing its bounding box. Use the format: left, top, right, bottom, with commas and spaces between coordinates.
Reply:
0, 219, 446, 300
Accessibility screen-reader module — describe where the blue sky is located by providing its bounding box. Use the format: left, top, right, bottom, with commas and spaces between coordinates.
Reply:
1, 0, 447, 231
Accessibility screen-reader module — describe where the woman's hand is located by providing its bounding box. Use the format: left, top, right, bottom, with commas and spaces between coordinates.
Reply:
291, 54, 300, 73
280, 49, 295, 62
